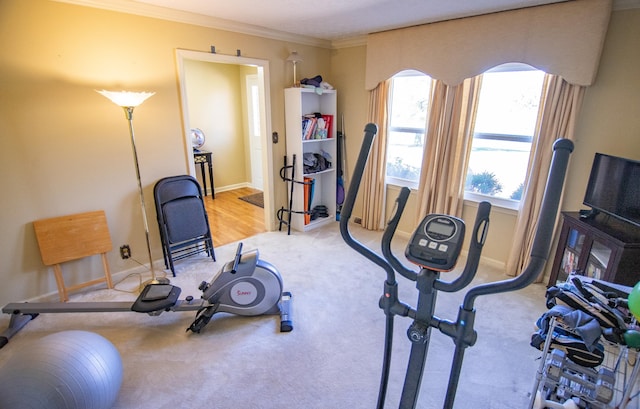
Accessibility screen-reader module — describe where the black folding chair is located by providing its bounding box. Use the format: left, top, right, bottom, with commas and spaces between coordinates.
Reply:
154, 175, 215, 276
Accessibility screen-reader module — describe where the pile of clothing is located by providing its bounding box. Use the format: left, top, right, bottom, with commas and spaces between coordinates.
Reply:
300, 75, 334, 94
303, 150, 332, 174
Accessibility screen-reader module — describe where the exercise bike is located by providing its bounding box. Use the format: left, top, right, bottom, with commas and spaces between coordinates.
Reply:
340, 123, 573, 409
1, 242, 293, 349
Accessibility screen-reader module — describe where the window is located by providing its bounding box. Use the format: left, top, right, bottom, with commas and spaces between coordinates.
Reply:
385, 71, 432, 189
385, 65, 545, 209
464, 64, 545, 209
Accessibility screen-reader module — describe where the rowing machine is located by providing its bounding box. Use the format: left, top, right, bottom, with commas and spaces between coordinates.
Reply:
1, 243, 293, 349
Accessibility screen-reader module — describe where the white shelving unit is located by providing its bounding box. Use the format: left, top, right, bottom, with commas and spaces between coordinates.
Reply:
284, 87, 337, 232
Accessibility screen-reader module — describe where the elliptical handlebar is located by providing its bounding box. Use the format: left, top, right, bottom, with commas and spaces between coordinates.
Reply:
341, 123, 493, 291
340, 124, 573, 300
339, 124, 397, 284
462, 138, 574, 310
435, 201, 491, 292
381, 187, 417, 281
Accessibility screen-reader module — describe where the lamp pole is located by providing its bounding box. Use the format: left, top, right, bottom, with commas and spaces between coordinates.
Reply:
123, 106, 163, 284
97, 90, 168, 286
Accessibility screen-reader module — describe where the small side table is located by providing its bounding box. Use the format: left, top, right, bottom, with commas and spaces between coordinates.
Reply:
193, 150, 214, 198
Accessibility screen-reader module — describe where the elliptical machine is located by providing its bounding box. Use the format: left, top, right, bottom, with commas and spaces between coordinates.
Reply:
339, 123, 573, 409
1, 242, 292, 349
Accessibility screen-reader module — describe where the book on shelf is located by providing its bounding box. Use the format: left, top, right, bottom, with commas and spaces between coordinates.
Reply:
302, 116, 317, 140
567, 229, 581, 249
562, 250, 576, 274
301, 113, 334, 140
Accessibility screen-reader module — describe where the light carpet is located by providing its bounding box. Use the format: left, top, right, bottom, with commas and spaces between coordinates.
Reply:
0, 222, 549, 408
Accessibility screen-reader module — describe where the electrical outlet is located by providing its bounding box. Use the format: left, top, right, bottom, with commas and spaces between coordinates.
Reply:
120, 245, 131, 259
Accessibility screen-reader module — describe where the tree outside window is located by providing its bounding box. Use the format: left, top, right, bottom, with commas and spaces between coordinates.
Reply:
464, 65, 545, 207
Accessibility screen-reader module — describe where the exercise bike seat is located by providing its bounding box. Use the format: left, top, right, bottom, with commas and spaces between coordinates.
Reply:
132, 284, 181, 313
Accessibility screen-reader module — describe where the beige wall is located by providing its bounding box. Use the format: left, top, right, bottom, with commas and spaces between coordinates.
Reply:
0, 0, 331, 303
0, 0, 638, 304
563, 9, 640, 210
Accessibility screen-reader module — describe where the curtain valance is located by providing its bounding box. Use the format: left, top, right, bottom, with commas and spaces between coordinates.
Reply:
365, 0, 612, 89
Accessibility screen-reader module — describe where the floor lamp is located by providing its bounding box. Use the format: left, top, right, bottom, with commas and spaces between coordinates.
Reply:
97, 90, 169, 286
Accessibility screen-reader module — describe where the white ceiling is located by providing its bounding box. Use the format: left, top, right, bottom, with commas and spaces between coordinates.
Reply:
133, 0, 566, 40
59, 0, 639, 45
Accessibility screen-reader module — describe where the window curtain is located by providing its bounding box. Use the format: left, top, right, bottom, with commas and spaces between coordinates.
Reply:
505, 74, 586, 279
360, 79, 391, 230
416, 77, 481, 220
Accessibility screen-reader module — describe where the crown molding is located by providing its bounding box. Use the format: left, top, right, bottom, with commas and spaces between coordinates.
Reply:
331, 35, 367, 49
51, 0, 332, 48
50, 0, 640, 51
613, 0, 640, 10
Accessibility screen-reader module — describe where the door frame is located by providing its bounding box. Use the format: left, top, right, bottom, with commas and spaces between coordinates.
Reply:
246, 73, 264, 190
175, 49, 274, 231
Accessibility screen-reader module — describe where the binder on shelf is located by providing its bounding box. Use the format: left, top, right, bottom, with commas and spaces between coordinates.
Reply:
304, 176, 314, 224
305, 177, 313, 224
278, 155, 323, 233
322, 114, 333, 138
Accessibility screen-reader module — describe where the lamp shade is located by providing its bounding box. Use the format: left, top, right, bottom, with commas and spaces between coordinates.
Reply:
96, 90, 155, 107
286, 51, 302, 63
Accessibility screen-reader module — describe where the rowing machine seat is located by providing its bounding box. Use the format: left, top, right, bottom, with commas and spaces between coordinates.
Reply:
131, 284, 181, 313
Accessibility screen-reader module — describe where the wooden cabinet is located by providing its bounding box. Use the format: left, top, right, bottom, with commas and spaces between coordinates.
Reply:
548, 212, 640, 287
284, 87, 337, 232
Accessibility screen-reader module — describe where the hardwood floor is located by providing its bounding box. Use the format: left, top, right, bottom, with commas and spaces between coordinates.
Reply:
204, 187, 266, 247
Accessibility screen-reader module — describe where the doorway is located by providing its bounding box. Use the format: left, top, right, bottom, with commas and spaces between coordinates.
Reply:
175, 49, 274, 232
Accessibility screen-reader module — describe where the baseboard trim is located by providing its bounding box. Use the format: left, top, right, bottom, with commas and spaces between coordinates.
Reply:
24, 263, 162, 303
214, 182, 253, 194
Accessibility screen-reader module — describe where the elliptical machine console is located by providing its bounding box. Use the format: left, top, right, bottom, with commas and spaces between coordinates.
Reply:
405, 214, 465, 271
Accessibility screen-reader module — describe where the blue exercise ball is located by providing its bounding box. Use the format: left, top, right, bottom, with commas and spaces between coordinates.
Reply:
0, 330, 123, 409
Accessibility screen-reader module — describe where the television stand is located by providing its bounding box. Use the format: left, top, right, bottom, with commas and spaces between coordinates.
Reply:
548, 212, 640, 287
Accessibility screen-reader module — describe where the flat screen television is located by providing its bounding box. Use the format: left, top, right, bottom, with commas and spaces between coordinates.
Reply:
583, 153, 640, 228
